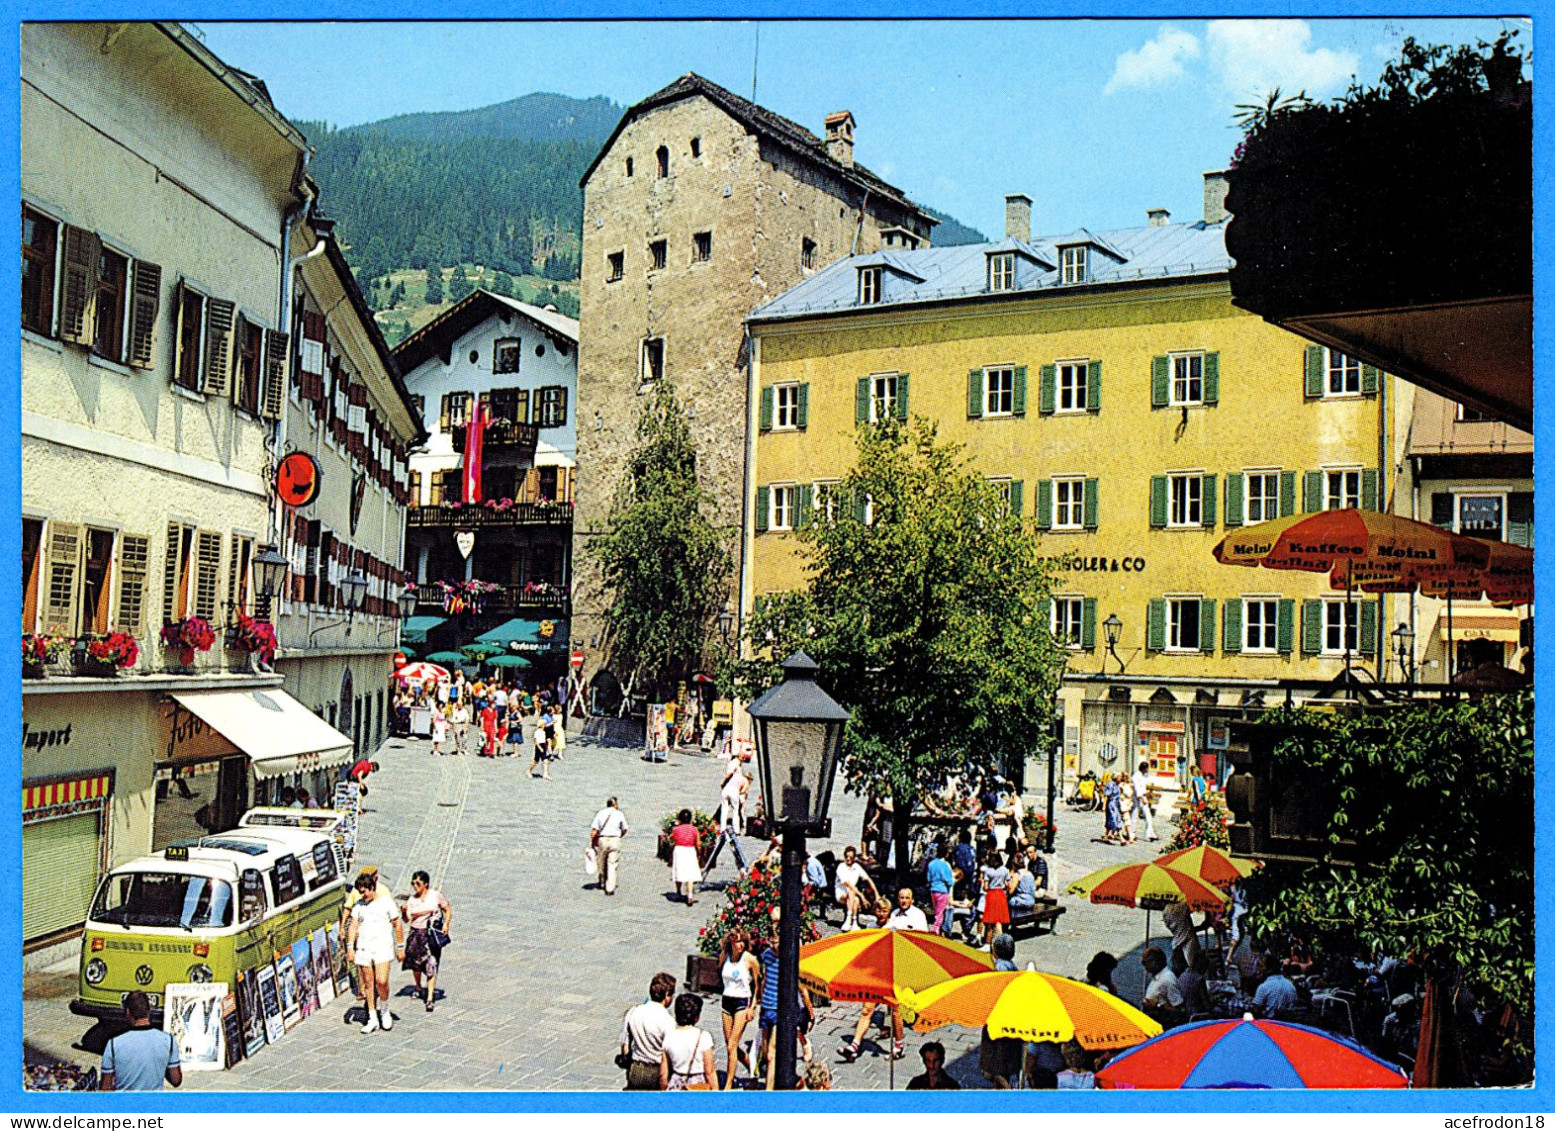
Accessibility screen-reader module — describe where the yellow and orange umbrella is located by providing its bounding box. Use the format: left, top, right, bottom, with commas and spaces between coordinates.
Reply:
898, 969, 1162, 1050
1065, 862, 1229, 912
1214, 508, 1489, 576
798, 929, 992, 1004
1153, 844, 1261, 890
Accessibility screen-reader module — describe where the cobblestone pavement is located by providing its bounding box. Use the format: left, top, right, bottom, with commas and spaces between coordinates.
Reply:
24, 733, 1170, 1092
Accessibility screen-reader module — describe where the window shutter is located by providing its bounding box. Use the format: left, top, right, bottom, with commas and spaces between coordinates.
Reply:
797, 484, 813, 529
759, 385, 774, 431
853, 488, 869, 526
1012, 366, 1027, 416
1224, 474, 1243, 527
1304, 345, 1325, 398
967, 370, 983, 418
126, 260, 162, 369
555, 387, 569, 426
1146, 598, 1166, 652
1149, 476, 1167, 528
1087, 360, 1102, 412
1035, 479, 1052, 529
202, 298, 235, 396
41, 521, 83, 635
112, 534, 150, 636
261, 330, 289, 420
1359, 599, 1379, 657
1508, 493, 1533, 547
1083, 478, 1098, 530
440, 394, 452, 433
796, 383, 809, 429
1150, 356, 1169, 408
1223, 600, 1242, 653
1361, 363, 1380, 395
1198, 599, 1216, 653
59, 225, 101, 346
1301, 600, 1323, 654
162, 523, 184, 625
1361, 468, 1379, 511
894, 373, 910, 420
1280, 471, 1297, 518
1304, 470, 1323, 513
856, 377, 870, 424
1202, 475, 1217, 527
1081, 598, 1097, 650
1202, 352, 1220, 405
1037, 597, 1052, 636
1039, 364, 1056, 415
1277, 599, 1295, 654
193, 531, 222, 622
755, 486, 769, 533
1008, 480, 1024, 518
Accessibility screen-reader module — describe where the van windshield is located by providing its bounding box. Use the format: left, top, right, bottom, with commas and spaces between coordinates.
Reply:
90, 872, 234, 930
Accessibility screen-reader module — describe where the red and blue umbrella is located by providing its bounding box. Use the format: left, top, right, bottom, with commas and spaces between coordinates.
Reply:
1096, 1016, 1409, 1089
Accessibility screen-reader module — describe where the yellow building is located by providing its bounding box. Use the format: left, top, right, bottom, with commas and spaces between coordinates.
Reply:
744, 182, 1412, 793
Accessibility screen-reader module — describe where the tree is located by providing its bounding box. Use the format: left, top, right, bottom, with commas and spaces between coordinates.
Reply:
424, 266, 443, 305
588, 381, 731, 701
734, 418, 1067, 879
449, 263, 473, 302
492, 270, 514, 298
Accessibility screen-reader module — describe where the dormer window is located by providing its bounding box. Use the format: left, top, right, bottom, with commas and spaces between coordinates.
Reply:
988, 252, 1016, 292
859, 266, 883, 305
1060, 245, 1089, 285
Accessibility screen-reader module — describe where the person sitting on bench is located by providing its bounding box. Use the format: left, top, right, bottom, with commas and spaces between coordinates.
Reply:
1006, 861, 1039, 918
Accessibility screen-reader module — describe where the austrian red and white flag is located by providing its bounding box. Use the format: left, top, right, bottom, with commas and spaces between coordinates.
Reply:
462, 401, 486, 503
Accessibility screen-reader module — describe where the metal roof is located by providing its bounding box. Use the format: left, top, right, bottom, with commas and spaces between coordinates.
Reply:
749, 218, 1233, 323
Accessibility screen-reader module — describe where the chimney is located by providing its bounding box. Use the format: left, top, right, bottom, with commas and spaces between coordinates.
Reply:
1203, 170, 1230, 225
824, 111, 855, 168
1005, 194, 1032, 242
1147, 208, 1171, 227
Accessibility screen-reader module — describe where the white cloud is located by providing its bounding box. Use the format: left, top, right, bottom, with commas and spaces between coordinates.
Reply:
1205, 20, 1359, 101
1104, 26, 1201, 95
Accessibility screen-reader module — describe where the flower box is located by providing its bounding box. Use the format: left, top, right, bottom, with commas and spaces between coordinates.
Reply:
73, 633, 138, 676
685, 953, 722, 994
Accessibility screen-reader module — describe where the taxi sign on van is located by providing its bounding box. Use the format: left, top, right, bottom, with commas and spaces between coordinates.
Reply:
165, 845, 190, 861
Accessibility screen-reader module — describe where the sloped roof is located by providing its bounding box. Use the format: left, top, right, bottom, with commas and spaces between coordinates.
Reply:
580, 72, 931, 223
393, 289, 579, 375
749, 218, 1233, 323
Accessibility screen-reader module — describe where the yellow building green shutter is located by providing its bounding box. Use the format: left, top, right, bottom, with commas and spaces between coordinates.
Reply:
967, 370, 983, 418
1304, 345, 1325, 397
759, 385, 774, 431
1150, 356, 1169, 408
1224, 473, 1242, 527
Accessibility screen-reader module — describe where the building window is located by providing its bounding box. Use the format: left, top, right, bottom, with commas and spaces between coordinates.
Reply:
625, 157, 634, 178
984, 366, 1015, 416
774, 383, 801, 429
21, 205, 59, 336
1057, 362, 1088, 412
649, 240, 667, 272
1169, 474, 1203, 527
1325, 468, 1361, 511
440, 391, 472, 432
1245, 471, 1280, 523
870, 373, 899, 423
655, 146, 669, 178
1457, 494, 1506, 540
988, 252, 1016, 291
1323, 600, 1359, 655
1053, 478, 1086, 530
409, 394, 425, 420
692, 231, 712, 263
1170, 353, 1204, 406
859, 266, 883, 305
1053, 597, 1084, 649
93, 246, 128, 361
536, 385, 569, 428
1326, 348, 1362, 395
173, 286, 206, 392
1244, 598, 1278, 653
770, 484, 796, 531
488, 387, 528, 426
1168, 598, 1202, 652
814, 480, 841, 524
235, 316, 263, 414
988, 477, 1018, 518
493, 337, 521, 374
1060, 245, 1088, 285
690, 137, 701, 158
607, 252, 624, 282
78, 528, 115, 636
802, 238, 816, 271
1456, 402, 1490, 422
641, 337, 665, 382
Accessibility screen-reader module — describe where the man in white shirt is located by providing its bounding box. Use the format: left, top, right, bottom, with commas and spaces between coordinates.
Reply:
833, 845, 876, 931
620, 972, 677, 1090
1130, 762, 1158, 841
493, 685, 508, 711
1140, 946, 1184, 1024
591, 797, 629, 895
719, 763, 748, 835
886, 887, 929, 932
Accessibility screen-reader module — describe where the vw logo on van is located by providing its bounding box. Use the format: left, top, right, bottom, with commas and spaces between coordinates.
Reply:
134, 965, 154, 986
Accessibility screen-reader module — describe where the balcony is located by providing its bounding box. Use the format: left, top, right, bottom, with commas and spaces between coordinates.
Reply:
409, 501, 573, 529
413, 583, 570, 618
451, 418, 539, 458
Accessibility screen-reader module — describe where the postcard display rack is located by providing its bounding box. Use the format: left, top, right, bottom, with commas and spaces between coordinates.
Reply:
331, 780, 361, 866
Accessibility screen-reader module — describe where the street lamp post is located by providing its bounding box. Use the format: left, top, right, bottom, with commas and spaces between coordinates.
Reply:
342, 570, 369, 621
1392, 622, 1416, 691
1103, 613, 1125, 675
746, 652, 850, 1091
252, 544, 290, 621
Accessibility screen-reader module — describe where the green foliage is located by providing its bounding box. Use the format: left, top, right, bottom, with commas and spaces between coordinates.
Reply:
491, 271, 514, 298
732, 418, 1067, 825
1164, 796, 1231, 852
1241, 693, 1533, 1029
697, 859, 822, 957
449, 263, 473, 302
588, 381, 731, 693
424, 266, 443, 305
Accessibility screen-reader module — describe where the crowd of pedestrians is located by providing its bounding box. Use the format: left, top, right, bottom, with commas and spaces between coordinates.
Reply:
396, 669, 569, 772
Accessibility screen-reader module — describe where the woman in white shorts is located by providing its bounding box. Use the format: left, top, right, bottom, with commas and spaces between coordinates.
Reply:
345, 874, 404, 1034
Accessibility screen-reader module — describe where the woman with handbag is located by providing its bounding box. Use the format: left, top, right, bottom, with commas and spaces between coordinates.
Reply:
660, 993, 717, 1091
668, 809, 702, 906
401, 870, 452, 1012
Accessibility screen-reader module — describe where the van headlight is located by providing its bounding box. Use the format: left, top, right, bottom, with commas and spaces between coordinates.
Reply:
84, 959, 107, 985
186, 963, 214, 983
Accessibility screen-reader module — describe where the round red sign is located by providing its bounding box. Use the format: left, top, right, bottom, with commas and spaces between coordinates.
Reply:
276, 452, 321, 508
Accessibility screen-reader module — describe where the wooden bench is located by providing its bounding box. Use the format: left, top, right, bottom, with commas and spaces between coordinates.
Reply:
1006, 896, 1066, 936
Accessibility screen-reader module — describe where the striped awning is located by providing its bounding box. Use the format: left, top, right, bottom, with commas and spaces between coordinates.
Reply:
24, 771, 112, 815
1436, 609, 1522, 644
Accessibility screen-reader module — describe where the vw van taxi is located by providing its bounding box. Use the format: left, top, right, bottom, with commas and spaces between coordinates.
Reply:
72, 822, 348, 1021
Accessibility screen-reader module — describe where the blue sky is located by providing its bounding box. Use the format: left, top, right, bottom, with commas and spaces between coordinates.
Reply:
192, 17, 1519, 239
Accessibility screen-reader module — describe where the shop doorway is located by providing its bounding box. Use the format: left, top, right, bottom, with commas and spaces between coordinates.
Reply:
339, 668, 355, 752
